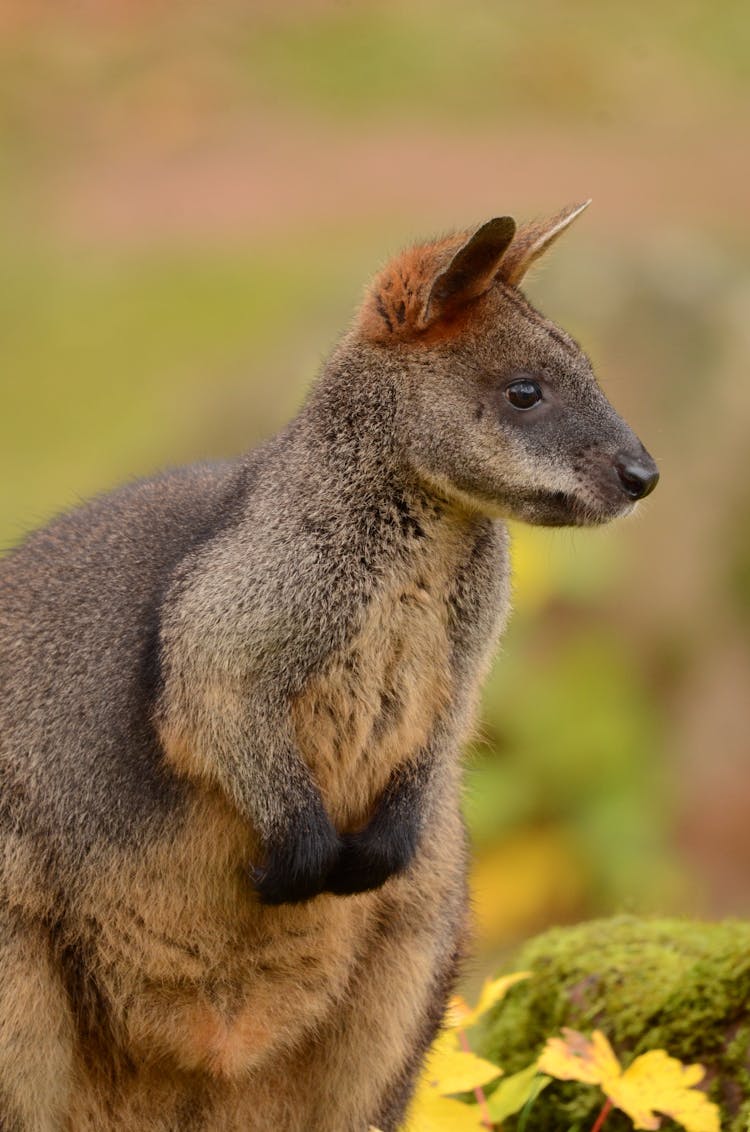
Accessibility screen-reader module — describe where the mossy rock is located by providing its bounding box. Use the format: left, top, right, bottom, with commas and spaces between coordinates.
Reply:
474, 916, 750, 1130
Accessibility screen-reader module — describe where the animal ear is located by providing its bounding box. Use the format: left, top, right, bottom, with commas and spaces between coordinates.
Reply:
499, 200, 591, 286
423, 216, 517, 324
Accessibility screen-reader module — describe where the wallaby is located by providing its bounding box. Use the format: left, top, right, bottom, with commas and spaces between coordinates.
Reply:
0, 202, 658, 1132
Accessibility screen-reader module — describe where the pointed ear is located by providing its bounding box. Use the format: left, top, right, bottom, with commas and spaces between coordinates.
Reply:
499, 200, 591, 287
423, 216, 516, 324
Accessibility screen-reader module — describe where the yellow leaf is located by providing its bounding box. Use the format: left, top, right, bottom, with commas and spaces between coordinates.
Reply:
424, 1030, 502, 1095
403, 1081, 488, 1132
450, 972, 531, 1029
538, 1030, 721, 1132
486, 1062, 551, 1124
610, 1050, 720, 1132
537, 1028, 620, 1085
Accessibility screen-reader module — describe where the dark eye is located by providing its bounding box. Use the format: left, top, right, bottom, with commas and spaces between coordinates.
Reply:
505, 379, 543, 410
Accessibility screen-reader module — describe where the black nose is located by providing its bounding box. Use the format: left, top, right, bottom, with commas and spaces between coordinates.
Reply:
614, 452, 659, 500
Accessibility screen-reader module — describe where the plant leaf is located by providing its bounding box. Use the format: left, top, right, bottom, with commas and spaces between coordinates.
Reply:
424, 1030, 502, 1095
610, 1050, 720, 1132
403, 1081, 489, 1132
450, 972, 531, 1029
486, 1062, 551, 1123
537, 1028, 620, 1085
538, 1029, 721, 1132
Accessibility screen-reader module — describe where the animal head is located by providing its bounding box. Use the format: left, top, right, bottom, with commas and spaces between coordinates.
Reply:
354, 202, 658, 526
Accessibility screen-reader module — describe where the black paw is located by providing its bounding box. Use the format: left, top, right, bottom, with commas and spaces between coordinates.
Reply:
251, 811, 341, 905
323, 818, 420, 897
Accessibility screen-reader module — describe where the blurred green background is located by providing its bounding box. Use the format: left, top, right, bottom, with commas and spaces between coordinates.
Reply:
2, 0, 749, 966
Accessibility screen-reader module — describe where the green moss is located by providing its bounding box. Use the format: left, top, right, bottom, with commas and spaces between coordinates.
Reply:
474, 917, 750, 1130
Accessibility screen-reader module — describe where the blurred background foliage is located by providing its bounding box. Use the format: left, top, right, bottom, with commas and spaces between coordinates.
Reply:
1, 0, 749, 971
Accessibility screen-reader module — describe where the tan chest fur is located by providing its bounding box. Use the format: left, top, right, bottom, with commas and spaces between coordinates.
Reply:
291, 567, 453, 828
95, 545, 460, 1086
76, 797, 463, 1130
85, 792, 377, 1084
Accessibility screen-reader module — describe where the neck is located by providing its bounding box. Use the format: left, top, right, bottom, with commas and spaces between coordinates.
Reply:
284, 349, 489, 558
302, 350, 401, 479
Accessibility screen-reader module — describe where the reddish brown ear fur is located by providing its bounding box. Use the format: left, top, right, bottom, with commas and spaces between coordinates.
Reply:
358, 203, 590, 345
358, 232, 477, 345
358, 219, 515, 345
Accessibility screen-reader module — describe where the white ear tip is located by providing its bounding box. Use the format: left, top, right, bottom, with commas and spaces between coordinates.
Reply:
551, 200, 591, 238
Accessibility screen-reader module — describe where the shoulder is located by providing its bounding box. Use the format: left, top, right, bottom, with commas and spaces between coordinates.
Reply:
0, 458, 262, 641
3, 459, 246, 569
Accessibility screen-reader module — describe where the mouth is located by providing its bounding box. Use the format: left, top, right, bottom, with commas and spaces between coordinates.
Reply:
490, 445, 658, 529
506, 487, 635, 528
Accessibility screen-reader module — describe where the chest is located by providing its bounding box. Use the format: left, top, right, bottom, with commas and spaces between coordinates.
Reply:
291, 571, 453, 828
